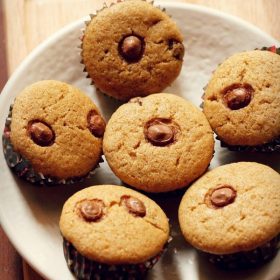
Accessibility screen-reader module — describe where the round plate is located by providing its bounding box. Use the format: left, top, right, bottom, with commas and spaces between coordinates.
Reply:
0, 2, 279, 280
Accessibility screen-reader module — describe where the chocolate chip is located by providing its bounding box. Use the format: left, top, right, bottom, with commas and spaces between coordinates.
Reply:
79, 199, 105, 222
168, 39, 184, 60
87, 110, 106, 137
122, 195, 146, 217
207, 185, 237, 208
147, 124, 173, 145
144, 118, 178, 146
28, 121, 55, 146
119, 35, 144, 62
222, 83, 254, 110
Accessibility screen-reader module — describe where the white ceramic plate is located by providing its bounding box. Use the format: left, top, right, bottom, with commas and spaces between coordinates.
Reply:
0, 2, 279, 280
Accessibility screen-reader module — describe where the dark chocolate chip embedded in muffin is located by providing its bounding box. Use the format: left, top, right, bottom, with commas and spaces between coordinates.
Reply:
59, 185, 170, 279
81, 0, 185, 101
103, 93, 214, 193
203, 50, 280, 152
178, 162, 280, 269
2, 80, 106, 185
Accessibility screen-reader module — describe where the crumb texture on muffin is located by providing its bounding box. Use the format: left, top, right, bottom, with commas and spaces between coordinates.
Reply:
59, 185, 169, 264
103, 93, 214, 192
82, 0, 184, 100
179, 162, 280, 254
203, 50, 280, 146
10, 80, 103, 179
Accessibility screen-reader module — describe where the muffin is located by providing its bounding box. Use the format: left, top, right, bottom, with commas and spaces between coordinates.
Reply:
178, 162, 280, 269
103, 93, 214, 193
2, 80, 106, 185
81, 0, 184, 101
203, 49, 280, 152
59, 185, 170, 279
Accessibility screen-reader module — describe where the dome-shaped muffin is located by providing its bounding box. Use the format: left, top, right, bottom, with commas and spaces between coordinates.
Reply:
103, 93, 214, 192
203, 50, 280, 152
60, 185, 169, 278
81, 0, 184, 100
3, 80, 105, 184
179, 162, 280, 269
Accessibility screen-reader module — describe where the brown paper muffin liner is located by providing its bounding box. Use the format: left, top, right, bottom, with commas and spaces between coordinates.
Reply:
63, 237, 169, 280
217, 135, 280, 153
201, 46, 280, 152
201, 234, 280, 270
2, 105, 101, 186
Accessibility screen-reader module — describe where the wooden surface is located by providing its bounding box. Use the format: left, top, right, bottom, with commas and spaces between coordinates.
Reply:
0, 0, 279, 279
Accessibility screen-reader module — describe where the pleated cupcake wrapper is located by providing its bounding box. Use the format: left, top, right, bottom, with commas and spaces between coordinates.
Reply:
63, 237, 170, 280
2, 104, 102, 186
79, 0, 167, 90
217, 135, 280, 153
201, 46, 280, 152
202, 234, 280, 270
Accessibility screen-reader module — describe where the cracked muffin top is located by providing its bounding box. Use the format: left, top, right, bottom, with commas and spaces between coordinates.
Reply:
81, 0, 184, 101
10, 80, 105, 179
203, 50, 280, 146
59, 185, 169, 264
178, 162, 280, 254
103, 93, 214, 192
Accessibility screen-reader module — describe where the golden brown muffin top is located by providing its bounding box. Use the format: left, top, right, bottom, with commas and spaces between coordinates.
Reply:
203, 50, 280, 146
179, 162, 280, 254
82, 0, 184, 100
60, 185, 170, 264
10, 80, 104, 179
103, 93, 214, 192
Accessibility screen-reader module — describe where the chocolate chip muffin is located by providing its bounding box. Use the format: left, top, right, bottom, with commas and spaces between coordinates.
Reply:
203, 49, 280, 152
103, 93, 214, 192
81, 0, 184, 100
2, 80, 106, 185
59, 185, 170, 279
178, 162, 280, 269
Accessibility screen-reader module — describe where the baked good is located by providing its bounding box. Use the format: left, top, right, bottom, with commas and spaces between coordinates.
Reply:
203, 49, 280, 152
81, 0, 184, 100
2, 80, 105, 185
59, 184, 170, 279
178, 162, 280, 269
103, 93, 214, 192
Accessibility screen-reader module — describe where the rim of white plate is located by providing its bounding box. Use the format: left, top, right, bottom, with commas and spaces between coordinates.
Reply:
0, 1, 279, 280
